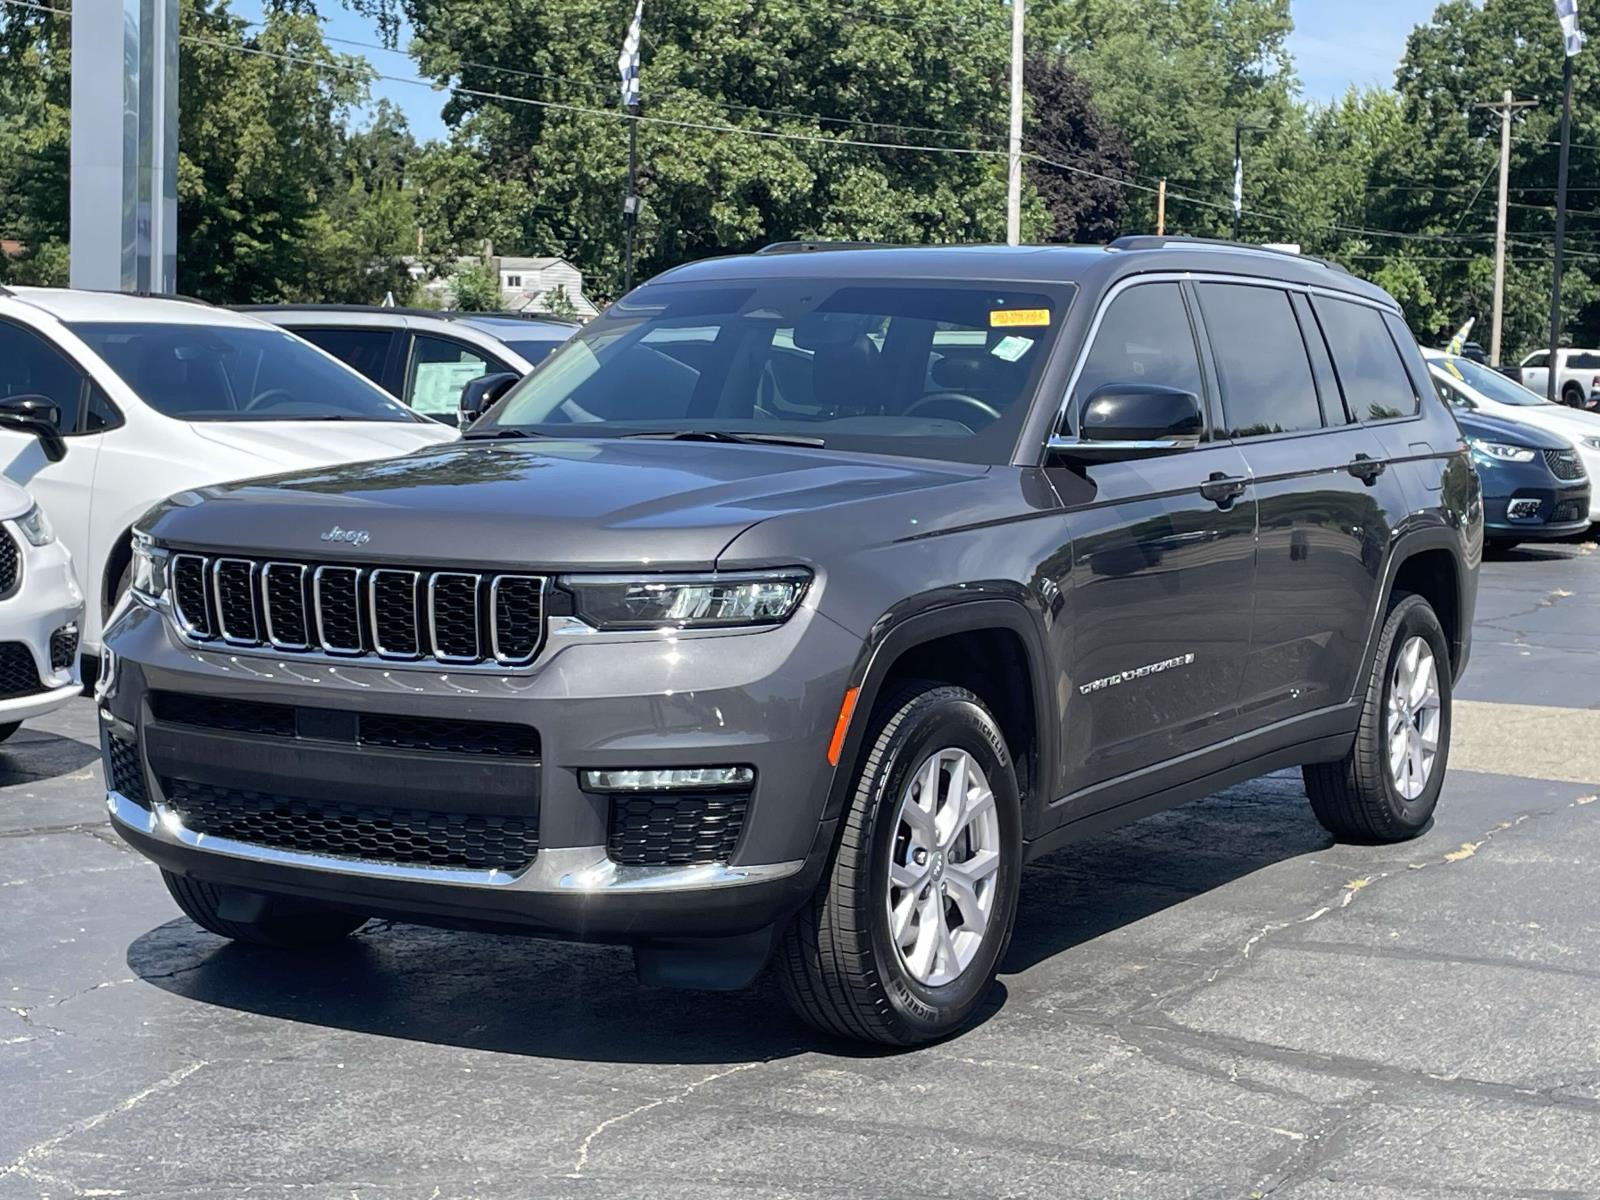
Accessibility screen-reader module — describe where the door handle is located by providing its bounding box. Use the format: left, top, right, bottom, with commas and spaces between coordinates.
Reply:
1347, 453, 1386, 484
1199, 472, 1248, 507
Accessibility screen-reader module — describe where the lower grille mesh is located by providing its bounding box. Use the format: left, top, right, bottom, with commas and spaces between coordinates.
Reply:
49, 625, 79, 672
106, 734, 148, 808
0, 643, 43, 700
607, 792, 749, 866
163, 779, 540, 871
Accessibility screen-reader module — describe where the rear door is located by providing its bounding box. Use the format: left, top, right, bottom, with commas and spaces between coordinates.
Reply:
1049, 280, 1258, 805
1194, 282, 1402, 732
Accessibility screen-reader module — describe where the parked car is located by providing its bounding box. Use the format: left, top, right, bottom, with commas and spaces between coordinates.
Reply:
0, 479, 82, 741
242, 306, 580, 426
0, 286, 458, 667
1450, 408, 1589, 548
1426, 349, 1600, 521
1514, 347, 1600, 407
102, 237, 1480, 1046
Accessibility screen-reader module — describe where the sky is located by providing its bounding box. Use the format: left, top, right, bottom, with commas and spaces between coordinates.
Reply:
237, 0, 1446, 144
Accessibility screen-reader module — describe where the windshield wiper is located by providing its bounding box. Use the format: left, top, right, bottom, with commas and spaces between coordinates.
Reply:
618, 429, 826, 448
461, 427, 549, 441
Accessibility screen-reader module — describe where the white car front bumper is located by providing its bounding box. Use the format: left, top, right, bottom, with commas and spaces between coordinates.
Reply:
0, 531, 84, 727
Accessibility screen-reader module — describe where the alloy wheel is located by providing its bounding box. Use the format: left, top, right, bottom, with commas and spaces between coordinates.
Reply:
1387, 635, 1442, 801
886, 747, 1003, 987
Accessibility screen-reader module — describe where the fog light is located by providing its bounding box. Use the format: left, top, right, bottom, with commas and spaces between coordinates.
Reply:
581, 766, 755, 792
1507, 498, 1542, 521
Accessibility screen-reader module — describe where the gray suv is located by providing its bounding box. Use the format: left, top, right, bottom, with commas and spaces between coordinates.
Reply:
101, 239, 1482, 1045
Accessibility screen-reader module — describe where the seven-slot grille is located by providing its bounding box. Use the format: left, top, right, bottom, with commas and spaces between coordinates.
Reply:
169, 554, 546, 667
0, 528, 17, 599
1543, 447, 1586, 481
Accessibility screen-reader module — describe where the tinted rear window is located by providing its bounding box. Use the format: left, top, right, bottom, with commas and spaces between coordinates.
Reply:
1313, 297, 1419, 421
1196, 283, 1322, 437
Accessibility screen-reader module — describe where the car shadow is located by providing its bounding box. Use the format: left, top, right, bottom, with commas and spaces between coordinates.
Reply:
0, 725, 103, 787
127, 773, 1326, 1065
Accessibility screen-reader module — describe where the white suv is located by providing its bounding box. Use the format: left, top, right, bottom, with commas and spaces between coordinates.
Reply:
0, 478, 82, 741
1517, 347, 1600, 408
0, 287, 457, 663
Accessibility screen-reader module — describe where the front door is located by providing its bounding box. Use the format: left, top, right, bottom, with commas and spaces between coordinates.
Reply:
1047, 281, 1259, 813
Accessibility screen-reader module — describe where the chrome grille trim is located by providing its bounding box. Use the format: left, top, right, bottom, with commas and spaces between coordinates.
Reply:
369, 569, 422, 660
312, 565, 365, 656
259, 562, 310, 650
211, 558, 260, 645
489, 575, 548, 666
428, 572, 482, 663
163, 553, 547, 671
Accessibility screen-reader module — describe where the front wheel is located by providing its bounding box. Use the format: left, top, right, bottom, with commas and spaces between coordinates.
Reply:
1304, 592, 1451, 842
777, 685, 1023, 1045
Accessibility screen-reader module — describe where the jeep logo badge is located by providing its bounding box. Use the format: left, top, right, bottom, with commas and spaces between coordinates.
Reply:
320, 525, 371, 547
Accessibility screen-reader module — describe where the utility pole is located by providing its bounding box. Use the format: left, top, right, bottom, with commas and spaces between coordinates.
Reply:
1476, 91, 1536, 365
1157, 179, 1166, 236
1006, 0, 1024, 246
1549, 0, 1585, 401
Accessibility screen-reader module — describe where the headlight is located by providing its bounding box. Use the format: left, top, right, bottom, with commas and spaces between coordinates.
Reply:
130, 532, 169, 604
562, 569, 811, 631
1582, 436, 1600, 451
1468, 438, 1536, 463
14, 503, 53, 546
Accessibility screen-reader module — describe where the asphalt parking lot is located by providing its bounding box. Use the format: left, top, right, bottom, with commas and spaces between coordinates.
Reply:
5, 546, 1600, 1200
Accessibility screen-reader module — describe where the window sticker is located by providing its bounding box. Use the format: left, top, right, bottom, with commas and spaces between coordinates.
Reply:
990, 335, 1035, 362
990, 308, 1051, 328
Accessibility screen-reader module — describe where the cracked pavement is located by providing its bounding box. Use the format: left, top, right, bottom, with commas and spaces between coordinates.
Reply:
4, 544, 1600, 1198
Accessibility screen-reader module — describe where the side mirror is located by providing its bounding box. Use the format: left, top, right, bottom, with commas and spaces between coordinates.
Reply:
458, 372, 522, 427
0, 394, 66, 463
1047, 383, 1203, 464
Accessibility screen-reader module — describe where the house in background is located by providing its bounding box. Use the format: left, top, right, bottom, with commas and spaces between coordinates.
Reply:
411, 254, 599, 319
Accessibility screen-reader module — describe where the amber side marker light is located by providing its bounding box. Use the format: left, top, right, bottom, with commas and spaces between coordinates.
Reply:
827, 686, 861, 766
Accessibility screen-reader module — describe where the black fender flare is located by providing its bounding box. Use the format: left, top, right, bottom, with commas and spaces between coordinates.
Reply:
1353, 523, 1471, 696
821, 596, 1057, 830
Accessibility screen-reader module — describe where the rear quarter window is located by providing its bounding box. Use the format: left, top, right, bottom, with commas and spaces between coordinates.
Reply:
1312, 296, 1419, 421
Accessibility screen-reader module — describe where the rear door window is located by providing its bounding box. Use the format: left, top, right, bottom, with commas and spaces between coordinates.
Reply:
1195, 283, 1323, 437
1312, 296, 1419, 421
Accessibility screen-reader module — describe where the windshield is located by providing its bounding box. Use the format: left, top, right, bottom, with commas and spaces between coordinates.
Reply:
69, 322, 419, 423
1433, 354, 1551, 407
473, 280, 1074, 463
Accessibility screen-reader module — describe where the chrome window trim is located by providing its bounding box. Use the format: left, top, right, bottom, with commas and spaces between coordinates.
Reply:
368, 568, 422, 660
259, 561, 310, 651
169, 553, 214, 640
488, 573, 547, 666
428, 572, 482, 663
312, 564, 366, 656
211, 557, 260, 645
107, 790, 802, 894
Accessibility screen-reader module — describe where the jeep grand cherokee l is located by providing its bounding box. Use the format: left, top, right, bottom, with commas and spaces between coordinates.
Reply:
100, 238, 1481, 1046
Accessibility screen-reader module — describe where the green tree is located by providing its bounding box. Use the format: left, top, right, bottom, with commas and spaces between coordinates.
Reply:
449, 260, 501, 310
542, 284, 580, 321
1024, 52, 1131, 243
0, 2, 69, 283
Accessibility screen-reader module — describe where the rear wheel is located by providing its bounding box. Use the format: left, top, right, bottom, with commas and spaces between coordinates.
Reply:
1304, 592, 1451, 842
1563, 383, 1587, 408
162, 871, 367, 947
777, 684, 1023, 1045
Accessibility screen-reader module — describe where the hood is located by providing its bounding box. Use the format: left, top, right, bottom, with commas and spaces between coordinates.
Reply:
187, 419, 457, 469
1516, 403, 1600, 438
1456, 410, 1576, 452
141, 437, 984, 570
0, 476, 32, 522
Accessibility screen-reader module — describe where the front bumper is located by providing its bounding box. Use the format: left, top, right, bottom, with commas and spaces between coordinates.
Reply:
0, 534, 83, 725
100, 598, 858, 941
1479, 476, 1591, 540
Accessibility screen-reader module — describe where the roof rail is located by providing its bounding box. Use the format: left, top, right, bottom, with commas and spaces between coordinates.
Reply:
755, 240, 898, 255
1108, 235, 1351, 275
234, 303, 580, 325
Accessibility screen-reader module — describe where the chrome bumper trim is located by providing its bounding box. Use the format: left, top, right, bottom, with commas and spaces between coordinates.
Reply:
106, 790, 803, 894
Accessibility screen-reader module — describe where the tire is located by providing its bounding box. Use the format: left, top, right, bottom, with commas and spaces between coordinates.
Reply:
1563, 383, 1586, 408
1303, 592, 1451, 842
162, 870, 367, 947
777, 684, 1023, 1045
0, 722, 21, 744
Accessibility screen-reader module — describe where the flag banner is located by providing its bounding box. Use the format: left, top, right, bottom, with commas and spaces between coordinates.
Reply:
1232, 154, 1243, 221
1556, 0, 1586, 56
618, 0, 643, 107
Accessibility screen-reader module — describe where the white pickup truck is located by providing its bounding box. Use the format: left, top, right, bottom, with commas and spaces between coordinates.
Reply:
1517, 347, 1600, 408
